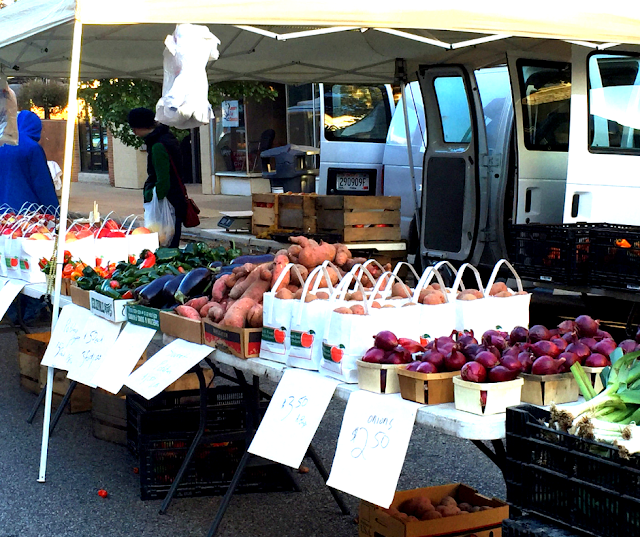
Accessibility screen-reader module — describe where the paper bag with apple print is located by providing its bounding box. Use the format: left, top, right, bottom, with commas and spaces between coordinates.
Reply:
20, 222, 55, 283
4, 215, 33, 278
286, 262, 340, 371
482, 259, 531, 334
259, 263, 306, 364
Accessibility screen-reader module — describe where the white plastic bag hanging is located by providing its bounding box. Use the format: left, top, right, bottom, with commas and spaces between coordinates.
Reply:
143, 189, 175, 247
0, 75, 18, 147
155, 24, 221, 129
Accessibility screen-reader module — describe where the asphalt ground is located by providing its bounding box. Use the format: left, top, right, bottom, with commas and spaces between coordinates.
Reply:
0, 325, 505, 537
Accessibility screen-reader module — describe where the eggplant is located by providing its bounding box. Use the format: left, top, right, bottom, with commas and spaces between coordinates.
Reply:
161, 273, 186, 306
174, 267, 213, 304
231, 254, 274, 265
138, 274, 175, 307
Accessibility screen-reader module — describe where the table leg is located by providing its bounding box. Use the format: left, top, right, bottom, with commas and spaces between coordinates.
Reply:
49, 380, 77, 434
307, 444, 351, 515
27, 384, 47, 423
470, 439, 506, 472
159, 366, 207, 515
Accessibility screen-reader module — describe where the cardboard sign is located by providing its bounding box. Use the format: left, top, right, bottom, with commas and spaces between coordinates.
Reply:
125, 338, 212, 400
126, 304, 161, 330
248, 369, 339, 468
65, 316, 123, 387
93, 323, 157, 394
326, 392, 421, 508
41, 304, 90, 369
89, 290, 132, 322
0, 278, 25, 320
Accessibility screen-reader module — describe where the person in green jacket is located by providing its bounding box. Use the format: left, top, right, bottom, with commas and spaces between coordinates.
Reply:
128, 107, 187, 247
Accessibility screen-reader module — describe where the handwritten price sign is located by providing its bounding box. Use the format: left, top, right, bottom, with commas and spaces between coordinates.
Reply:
326, 392, 420, 508
41, 304, 89, 370
249, 369, 338, 468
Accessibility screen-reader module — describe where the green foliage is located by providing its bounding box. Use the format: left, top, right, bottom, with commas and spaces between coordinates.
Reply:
17, 79, 69, 119
79, 79, 278, 148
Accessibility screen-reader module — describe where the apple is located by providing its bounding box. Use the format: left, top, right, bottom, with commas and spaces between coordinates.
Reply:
274, 328, 286, 344
131, 226, 151, 235
27, 232, 49, 240
106, 230, 126, 238
300, 331, 314, 348
76, 228, 93, 239
330, 345, 345, 363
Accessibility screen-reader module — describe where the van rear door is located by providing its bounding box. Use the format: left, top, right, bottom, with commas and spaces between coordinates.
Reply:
418, 65, 488, 263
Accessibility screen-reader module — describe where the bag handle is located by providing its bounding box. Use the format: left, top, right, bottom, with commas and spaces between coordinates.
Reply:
293, 263, 335, 324
268, 262, 306, 318
411, 266, 450, 304
392, 261, 420, 283
96, 210, 118, 237
451, 263, 485, 297
322, 273, 370, 343
348, 263, 378, 293
484, 258, 524, 294
311, 260, 339, 293
367, 270, 410, 308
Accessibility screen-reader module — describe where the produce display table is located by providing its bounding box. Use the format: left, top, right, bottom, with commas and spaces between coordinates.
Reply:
23, 282, 72, 308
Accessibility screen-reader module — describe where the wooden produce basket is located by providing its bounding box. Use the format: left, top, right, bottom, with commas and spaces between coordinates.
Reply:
315, 195, 401, 243
357, 360, 404, 394
520, 372, 579, 406
582, 366, 605, 394
453, 376, 524, 416
251, 193, 279, 236
397, 369, 458, 405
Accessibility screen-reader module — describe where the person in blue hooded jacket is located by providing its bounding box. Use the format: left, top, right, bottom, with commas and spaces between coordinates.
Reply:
0, 110, 59, 212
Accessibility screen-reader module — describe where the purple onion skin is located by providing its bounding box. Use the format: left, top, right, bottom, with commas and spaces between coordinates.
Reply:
566, 341, 590, 361
517, 351, 535, 373
562, 332, 575, 343
503, 345, 522, 358
475, 350, 500, 369
575, 315, 599, 338
619, 339, 637, 354
422, 350, 445, 370
551, 337, 568, 352
529, 325, 551, 343
509, 326, 529, 345
579, 337, 598, 352
457, 331, 478, 347
548, 328, 560, 338
444, 349, 467, 371
585, 353, 610, 367
557, 320, 577, 335
461, 361, 487, 383
500, 354, 524, 372
558, 352, 580, 372
595, 329, 612, 341
593, 338, 616, 358
488, 335, 508, 352
416, 361, 439, 374
531, 340, 560, 359
462, 343, 482, 361
362, 347, 385, 363
382, 346, 413, 364
374, 331, 398, 351
531, 355, 565, 375
488, 365, 520, 382
405, 361, 422, 371
435, 336, 455, 355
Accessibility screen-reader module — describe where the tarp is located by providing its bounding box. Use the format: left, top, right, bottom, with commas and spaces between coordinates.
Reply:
2, 1, 640, 83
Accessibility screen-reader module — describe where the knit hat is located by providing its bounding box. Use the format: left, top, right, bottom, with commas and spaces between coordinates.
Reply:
127, 107, 156, 129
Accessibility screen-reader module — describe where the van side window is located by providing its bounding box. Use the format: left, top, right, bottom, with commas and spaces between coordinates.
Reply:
433, 76, 472, 143
589, 53, 640, 153
517, 60, 571, 152
323, 84, 392, 143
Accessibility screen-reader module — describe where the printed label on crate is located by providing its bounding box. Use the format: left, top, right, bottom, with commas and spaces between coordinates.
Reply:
249, 369, 339, 469
204, 322, 239, 350
327, 392, 421, 508
90, 291, 131, 322
126, 304, 161, 329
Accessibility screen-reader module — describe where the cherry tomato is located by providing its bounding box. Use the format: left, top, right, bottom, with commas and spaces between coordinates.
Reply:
97, 489, 108, 498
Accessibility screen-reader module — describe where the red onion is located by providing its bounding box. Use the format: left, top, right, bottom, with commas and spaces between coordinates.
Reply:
488, 365, 520, 382
374, 331, 398, 351
362, 347, 385, 363
462, 343, 482, 361
551, 337, 568, 352
405, 361, 421, 371
585, 353, 610, 367
444, 349, 466, 371
562, 332, 575, 343
548, 328, 560, 338
593, 338, 616, 358
503, 344, 523, 358
509, 326, 529, 345
557, 320, 577, 335
579, 337, 598, 352
457, 330, 477, 347
500, 354, 524, 372
531, 355, 565, 375
435, 336, 455, 355
416, 361, 438, 374
595, 329, 612, 341
529, 325, 551, 343
383, 346, 412, 364
566, 341, 590, 362
475, 350, 499, 369
517, 351, 535, 373
398, 338, 425, 354
461, 361, 487, 383
531, 340, 561, 359
575, 315, 599, 338
481, 335, 501, 359
421, 350, 445, 370
619, 339, 637, 354
558, 352, 580, 372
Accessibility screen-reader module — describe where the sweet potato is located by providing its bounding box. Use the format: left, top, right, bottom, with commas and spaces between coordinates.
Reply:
232, 262, 255, 277
333, 307, 352, 314
199, 301, 218, 318
489, 282, 509, 296
275, 249, 289, 258
260, 263, 274, 282
220, 297, 256, 328
304, 293, 318, 302
287, 284, 299, 294
247, 303, 263, 328
206, 302, 225, 323
349, 290, 364, 301
316, 291, 330, 300
392, 282, 412, 298
240, 278, 270, 303
298, 240, 336, 269
287, 244, 302, 263
350, 304, 365, 315
289, 236, 312, 248
271, 254, 290, 291
341, 257, 367, 272
229, 265, 263, 299
184, 296, 210, 311
293, 288, 304, 300
212, 274, 231, 302
225, 273, 239, 288
334, 244, 352, 266
175, 305, 200, 320
276, 288, 294, 300
294, 264, 309, 282
307, 266, 340, 288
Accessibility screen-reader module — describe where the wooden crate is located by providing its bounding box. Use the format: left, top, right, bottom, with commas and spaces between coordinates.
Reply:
315, 195, 401, 243
251, 193, 279, 236
39, 364, 92, 414
278, 194, 317, 233
92, 388, 128, 445
18, 332, 50, 394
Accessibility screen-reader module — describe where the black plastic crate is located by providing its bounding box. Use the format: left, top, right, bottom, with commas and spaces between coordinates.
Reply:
508, 224, 593, 285
505, 405, 640, 537
138, 432, 298, 500
127, 386, 251, 456
588, 224, 640, 291
503, 514, 584, 536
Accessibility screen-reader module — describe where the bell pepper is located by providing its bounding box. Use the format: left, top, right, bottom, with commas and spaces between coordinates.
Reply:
140, 251, 156, 269
109, 280, 121, 289
121, 290, 133, 299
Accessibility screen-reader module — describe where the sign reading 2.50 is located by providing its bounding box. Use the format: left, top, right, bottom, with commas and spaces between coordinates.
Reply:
350, 414, 393, 459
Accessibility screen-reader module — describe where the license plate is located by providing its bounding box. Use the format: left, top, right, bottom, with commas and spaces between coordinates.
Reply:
337, 172, 369, 191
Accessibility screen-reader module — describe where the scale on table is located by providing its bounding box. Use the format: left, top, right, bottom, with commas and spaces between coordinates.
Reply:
217, 211, 252, 232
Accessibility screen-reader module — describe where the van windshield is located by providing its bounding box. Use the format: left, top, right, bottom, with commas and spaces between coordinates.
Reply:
324, 84, 392, 143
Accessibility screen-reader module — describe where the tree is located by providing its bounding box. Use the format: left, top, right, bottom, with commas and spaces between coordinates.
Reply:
17, 79, 69, 119
79, 79, 278, 148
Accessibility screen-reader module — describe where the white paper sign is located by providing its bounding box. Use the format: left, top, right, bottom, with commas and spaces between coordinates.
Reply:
41, 304, 90, 369
125, 338, 212, 399
248, 369, 339, 468
326, 392, 421, 508
0, 278, 25, 320
93, 323, 157, 394
66, 316, 123, 387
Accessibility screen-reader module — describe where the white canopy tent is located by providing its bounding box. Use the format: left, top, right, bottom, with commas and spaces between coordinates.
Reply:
2, 0, 640, 482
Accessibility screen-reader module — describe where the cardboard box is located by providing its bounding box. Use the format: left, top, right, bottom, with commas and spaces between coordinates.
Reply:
126, 304, 162, 330
582, 366, 605, 394
159, 310, 203, 345
202, 318, 262, 359
70, 285, 90, 309
359, 483, 508, 537
397, 369, 458, 405
453, 376, 524, 416
520, 372, 579, 406
89, 291, 133, 322
357, 360, 404, 394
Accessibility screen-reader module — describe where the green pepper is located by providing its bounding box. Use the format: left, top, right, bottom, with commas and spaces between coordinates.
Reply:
155, 247, 181, 262
82, 265, 97, 278
76, 276, 95, 291
98, 280, 122, 299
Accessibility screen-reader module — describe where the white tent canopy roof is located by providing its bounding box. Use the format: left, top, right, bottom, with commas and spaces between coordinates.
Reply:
2, 0, 640, 83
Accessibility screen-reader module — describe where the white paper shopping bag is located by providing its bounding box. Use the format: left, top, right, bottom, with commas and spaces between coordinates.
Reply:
451, 263, 497, 335
410, 266, 458, 342
20, 238, 54, 283
483, 259, 531, 332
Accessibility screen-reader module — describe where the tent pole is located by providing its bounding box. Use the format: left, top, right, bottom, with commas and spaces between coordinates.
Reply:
38, 19, 83, 483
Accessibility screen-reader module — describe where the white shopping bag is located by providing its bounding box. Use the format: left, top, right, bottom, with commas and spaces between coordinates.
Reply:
259, 263, 305, 364
21, 237, 55, 283
451, 263, 499, 335
483, 259, 531, 332
4, 236, 22, 277
410, 266, 458, 343
144, 188, 175, 247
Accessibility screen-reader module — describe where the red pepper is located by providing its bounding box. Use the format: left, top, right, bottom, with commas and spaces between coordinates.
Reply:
177, 266, 185, 273
109, 280, 121, 289
140, 252, 156, 269
121, 290, 133, 299
95, 257, 103, 267
128, 255, 136, 264
38, 258, 48, 270
97, 489, 108, 498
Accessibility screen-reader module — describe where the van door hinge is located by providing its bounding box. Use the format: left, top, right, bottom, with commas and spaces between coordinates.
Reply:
481, 154, 502, 168
477, 229, 496, 243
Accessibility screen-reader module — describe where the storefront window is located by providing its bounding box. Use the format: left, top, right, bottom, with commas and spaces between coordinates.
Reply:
213, 99, 248, 172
